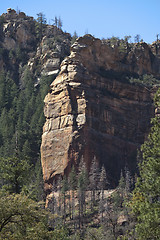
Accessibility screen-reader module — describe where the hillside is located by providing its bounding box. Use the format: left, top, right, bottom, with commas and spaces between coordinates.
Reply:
0, 9, 71, 166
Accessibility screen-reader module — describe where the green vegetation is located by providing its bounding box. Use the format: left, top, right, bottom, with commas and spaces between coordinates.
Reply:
99, 69, 160, 88
0, 16, 5, 41
131, 89, 160, 239
0, 156, 31, 193
103, 36, 133, 53
0, 191, 71, 239
35, 12, 47, 40
0, 68, 54, 163
52, 16, 63, 29
129, 74, 160, 87
0, 192, 48, 239
45, 159, 136, 240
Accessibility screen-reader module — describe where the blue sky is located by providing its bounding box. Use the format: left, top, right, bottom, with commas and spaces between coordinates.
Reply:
0, 0, 160, 43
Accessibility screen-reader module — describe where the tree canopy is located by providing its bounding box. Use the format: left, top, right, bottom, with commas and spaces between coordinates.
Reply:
0, 191, 49, 240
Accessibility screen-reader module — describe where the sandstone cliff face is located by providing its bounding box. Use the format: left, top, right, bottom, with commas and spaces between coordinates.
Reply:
41, 35, 159, 193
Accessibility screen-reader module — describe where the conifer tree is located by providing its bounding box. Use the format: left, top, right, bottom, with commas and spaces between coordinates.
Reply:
99, 165, 108, 200
57, 176, 62, 218
117, 169, 126, 207
131, 89, 160, 240
61, 175, 68, 224
71, 31, 78, 44
124, 166, 132, 197
36, 12, 47, 40
52, 16, 58, 27
0, 156, 31, 193
52, 16, 62, 29
58, 17, 62, 29
98, 165, 108, 222
89, 156, 100, 209
68, 166, 77, 221
77, 157, 88, 228
0, 16, 5, 40
0, 71, 6, 111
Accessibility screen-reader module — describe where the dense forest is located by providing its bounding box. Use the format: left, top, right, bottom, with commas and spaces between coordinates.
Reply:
0, 9, 160, 239
0, 93, 160, 239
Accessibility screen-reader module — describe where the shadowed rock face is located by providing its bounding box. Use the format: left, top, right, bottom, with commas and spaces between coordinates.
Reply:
41, 35, 158, 194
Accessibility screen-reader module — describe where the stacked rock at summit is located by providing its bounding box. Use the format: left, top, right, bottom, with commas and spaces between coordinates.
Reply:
41, 35, 160, 194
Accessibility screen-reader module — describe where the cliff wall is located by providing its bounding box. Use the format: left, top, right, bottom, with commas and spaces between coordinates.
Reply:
41, 35, 159, 193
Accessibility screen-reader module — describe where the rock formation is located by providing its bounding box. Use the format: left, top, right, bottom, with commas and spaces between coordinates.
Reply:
0, 9, 71, 80
41, 35, 160, 194
1, 9, 160, 195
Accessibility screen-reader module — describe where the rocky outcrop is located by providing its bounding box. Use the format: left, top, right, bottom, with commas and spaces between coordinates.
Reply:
2, 10, 36, 51
41, 35, 159, 194
0, 9, 71, 83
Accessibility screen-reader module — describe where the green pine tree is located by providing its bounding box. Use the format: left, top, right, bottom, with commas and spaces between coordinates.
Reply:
35, 12, 47, 40
0, 156, 32, 193
131, 89, 160, 240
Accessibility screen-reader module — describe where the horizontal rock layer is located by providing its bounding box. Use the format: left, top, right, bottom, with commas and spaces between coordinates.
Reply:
41, 35, 158, 194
